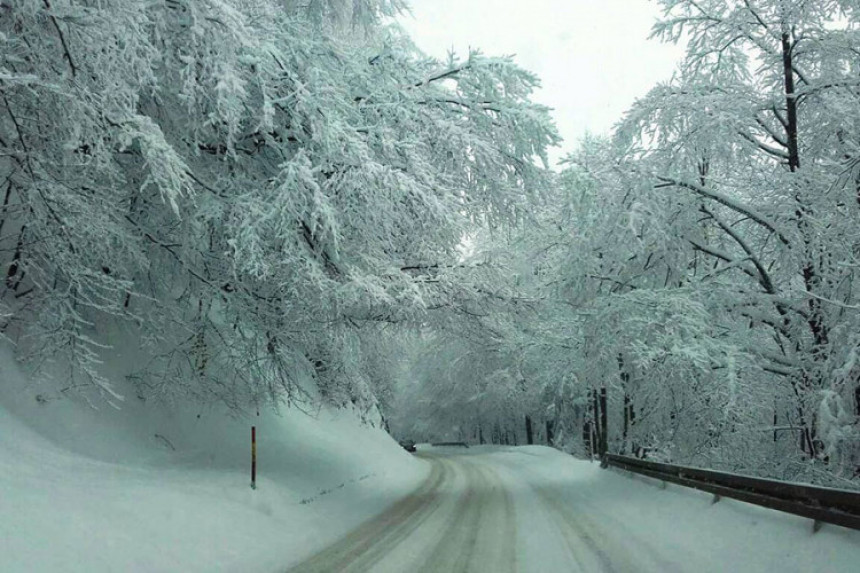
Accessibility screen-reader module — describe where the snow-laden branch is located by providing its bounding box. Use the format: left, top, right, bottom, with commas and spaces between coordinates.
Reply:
686, 236, 759, 281
700, 205, 776, 294
656, 176, 790, 245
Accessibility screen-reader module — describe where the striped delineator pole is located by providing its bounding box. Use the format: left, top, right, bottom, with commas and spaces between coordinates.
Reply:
251, 426, 257, 489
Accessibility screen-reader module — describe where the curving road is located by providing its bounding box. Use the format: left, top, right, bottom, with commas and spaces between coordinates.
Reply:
288, 446, 860, 572
287, 447, 677, 573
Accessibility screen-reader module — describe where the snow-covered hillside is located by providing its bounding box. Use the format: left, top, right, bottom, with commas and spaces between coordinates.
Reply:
0, 347, 426, 572
3, 343, 859, 572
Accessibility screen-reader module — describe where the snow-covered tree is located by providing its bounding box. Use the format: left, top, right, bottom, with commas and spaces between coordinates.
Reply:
392, 0, 860, 485
0, 0, 557, 415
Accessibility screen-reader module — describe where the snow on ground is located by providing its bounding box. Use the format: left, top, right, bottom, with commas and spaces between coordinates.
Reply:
0, 346, 427, 572
290, 445, 860, 572
488, 446, 860, 572
2, 335, 858, 573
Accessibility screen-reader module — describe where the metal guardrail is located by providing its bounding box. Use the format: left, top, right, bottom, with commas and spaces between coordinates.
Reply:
602, 453, 860, 531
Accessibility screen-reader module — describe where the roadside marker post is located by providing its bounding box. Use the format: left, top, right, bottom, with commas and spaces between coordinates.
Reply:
251, 426, 257, 490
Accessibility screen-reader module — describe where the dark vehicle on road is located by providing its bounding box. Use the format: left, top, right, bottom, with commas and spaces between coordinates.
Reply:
398, 439, 416, 453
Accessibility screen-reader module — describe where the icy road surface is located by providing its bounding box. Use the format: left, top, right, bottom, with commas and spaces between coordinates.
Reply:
289, 446, 860, 573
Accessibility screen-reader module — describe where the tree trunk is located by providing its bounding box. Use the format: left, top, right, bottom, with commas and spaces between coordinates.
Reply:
0, 181, 12, 237
623, 393, 634, 453
6, 224, 26, 291
583, 420, 593, 457
546, 419, 555, 447
855, 385, 860, 417
525, 414, 534, 445
781, 32, 800, 172
591, 388, 609, 457
599, 387, 608, 456
590, 389, 599, 456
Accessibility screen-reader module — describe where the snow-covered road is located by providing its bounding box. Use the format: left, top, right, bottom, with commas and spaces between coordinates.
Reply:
289, 446, 860, 573
290, 450, 517, 573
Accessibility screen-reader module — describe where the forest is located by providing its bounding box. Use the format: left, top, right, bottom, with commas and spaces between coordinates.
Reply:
2, 0, 860, 487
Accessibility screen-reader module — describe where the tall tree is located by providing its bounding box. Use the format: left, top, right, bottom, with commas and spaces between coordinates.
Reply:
0, 0, 557, 414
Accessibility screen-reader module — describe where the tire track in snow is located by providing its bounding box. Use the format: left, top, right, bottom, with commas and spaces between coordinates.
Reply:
289, 448, 676, 572
287, 452, 517, 573
491, 448, 678, 573
553, 489, 681, 572
471, 458, 517, 573
533, 485, 619, 572
417, 455, 516, 573
287, 457, 449, 573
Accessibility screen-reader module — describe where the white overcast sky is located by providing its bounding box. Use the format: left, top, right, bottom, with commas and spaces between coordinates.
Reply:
399, 0, 685, 163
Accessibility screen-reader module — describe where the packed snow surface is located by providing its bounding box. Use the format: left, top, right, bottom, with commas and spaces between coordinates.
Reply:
2, 345, 859, 572
291, 446, 860, 572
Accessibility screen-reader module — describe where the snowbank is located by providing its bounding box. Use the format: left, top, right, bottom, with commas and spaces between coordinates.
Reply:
0, 347, 427, 572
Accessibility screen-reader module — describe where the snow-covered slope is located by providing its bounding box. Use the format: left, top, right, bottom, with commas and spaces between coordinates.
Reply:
0, 346, 427, 572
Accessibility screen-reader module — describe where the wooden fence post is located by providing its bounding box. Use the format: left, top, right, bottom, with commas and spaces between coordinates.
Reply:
251, 426, 257, 490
